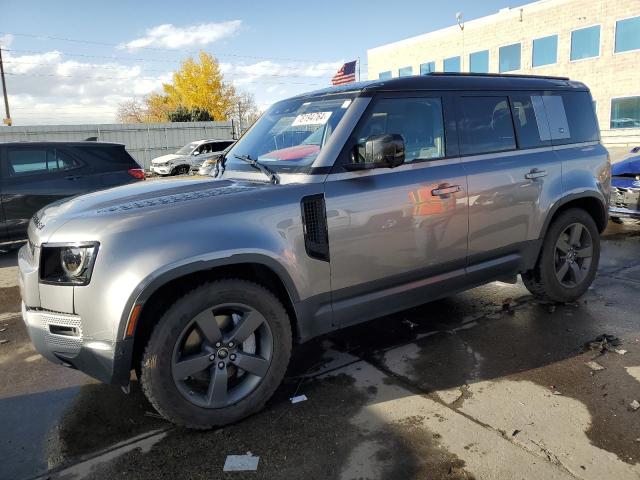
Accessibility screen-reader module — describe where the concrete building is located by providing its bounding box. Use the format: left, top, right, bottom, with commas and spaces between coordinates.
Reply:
367, 0, 640, 154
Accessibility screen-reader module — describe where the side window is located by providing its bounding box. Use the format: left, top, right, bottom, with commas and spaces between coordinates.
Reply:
459, 97, 516, 155
351, 97, 445, 164
510, 95, 552, 149
7, 148, 81, 177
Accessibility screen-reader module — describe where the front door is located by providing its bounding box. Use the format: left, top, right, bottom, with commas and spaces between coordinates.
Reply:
0, 145, 89, 241
324, 93, 469, 327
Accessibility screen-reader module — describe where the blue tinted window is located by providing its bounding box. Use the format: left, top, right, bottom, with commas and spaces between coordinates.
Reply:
469, 50, 489, 73
611, 97, 640, 129
532, 35, 558, 67
571, 26, 600, 60
378, 71, 392, 80
499, 43, 521, 72
420, 61, 435, 75
443, 56, 460, 72
615, 16, 640, 53
398, 66, 413, 77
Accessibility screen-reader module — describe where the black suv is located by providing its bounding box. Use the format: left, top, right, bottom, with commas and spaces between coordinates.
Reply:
0, 141, 144, 243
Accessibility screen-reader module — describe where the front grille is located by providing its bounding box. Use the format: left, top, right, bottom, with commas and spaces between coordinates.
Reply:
612, 187, 640, 210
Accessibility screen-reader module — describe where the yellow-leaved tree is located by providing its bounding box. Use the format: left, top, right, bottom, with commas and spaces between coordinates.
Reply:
160, 51, 236, 120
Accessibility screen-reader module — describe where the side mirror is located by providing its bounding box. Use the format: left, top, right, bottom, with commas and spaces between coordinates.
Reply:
193, 150, 200, 156
344, 134, 405, 171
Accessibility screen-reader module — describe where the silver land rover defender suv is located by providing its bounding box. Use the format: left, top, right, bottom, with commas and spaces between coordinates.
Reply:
18, 74, 610, 428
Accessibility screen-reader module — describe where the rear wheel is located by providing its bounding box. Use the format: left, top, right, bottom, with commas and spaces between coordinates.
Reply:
140, 279, 292, 429
522, 208, 600, 302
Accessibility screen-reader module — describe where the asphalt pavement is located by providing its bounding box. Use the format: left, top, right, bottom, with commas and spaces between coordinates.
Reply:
1, 222, 639, 480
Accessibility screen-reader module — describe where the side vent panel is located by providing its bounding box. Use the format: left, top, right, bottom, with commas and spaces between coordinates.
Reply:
301, 194, 330, 262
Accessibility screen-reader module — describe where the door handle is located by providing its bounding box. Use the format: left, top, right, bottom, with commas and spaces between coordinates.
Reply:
65, 175, 81, 180
431, 185, 462, 196
525, 169, 547, 180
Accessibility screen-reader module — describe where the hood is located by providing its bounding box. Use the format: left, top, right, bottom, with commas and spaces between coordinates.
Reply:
612, 154, 640, 177
29, 177, 262, 244
151, 153, 184, 164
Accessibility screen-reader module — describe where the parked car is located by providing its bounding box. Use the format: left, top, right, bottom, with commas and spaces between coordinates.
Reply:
610, 150, 640, 222
18, 74, 610, 429
150, 139, 234, 176
196, 143, 235, 176
0, 141, 144, 244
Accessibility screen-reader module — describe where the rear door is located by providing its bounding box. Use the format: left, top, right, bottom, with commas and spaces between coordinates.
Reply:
457, 92, 562, 278
0, 144, 89, 241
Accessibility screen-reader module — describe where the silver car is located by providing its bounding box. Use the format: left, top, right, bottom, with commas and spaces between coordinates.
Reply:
150, 139, 234, 176
18, 74, 610, 429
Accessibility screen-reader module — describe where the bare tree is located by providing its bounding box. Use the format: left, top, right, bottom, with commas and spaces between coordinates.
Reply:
115, 98, 147, 123
230, 91, 261, 133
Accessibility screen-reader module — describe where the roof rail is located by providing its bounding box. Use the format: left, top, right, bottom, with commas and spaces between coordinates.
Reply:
428, 72, 570, 81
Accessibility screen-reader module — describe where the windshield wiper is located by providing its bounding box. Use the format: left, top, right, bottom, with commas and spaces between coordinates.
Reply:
234, 154, 280, 184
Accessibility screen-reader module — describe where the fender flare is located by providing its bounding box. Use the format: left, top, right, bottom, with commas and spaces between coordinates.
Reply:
116, 253, 301, 341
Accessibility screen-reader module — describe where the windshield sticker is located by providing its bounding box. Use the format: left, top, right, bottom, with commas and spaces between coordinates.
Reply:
292, 111, 332, 126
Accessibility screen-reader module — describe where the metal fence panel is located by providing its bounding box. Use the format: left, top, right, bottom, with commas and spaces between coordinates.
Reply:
0, 121, 235, 169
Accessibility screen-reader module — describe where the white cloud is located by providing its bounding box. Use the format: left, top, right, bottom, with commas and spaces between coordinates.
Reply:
120, 21, 242, 51
2, 46, 345, 125
0, 33, 13, 48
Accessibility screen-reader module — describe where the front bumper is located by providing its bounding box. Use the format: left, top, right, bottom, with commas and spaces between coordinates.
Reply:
610, 186, 640, 219
150, 165, 171, 175
21, 303, 133, 384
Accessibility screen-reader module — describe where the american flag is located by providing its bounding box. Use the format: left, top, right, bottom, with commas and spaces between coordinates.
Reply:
331, 60, 357, 85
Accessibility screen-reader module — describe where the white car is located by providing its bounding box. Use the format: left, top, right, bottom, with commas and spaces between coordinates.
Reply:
150, 139, 234, 176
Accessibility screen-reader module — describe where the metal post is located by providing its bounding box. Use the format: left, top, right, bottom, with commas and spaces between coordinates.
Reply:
357, 57, 361, 82
0, 47, 12, 126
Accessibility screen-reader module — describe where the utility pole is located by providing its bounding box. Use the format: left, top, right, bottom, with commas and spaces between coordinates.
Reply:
0, 47, 11, 126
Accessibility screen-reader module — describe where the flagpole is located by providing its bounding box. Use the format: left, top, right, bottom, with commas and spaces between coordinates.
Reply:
357, 57, 361, 82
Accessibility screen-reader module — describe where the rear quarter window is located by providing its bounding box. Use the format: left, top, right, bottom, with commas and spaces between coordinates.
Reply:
72, 145, 139, 171
558, 91, 599, 144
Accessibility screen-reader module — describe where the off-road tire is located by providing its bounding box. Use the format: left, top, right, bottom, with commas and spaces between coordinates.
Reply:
140, 279, 292, 429
522, 208, 600, 302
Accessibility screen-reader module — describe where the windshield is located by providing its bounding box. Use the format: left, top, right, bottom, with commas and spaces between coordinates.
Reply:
176, 142, 200, 155
224, 94, 356, 174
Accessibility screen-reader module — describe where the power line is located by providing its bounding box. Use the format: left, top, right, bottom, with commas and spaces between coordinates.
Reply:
3, 71, 325, 86
0, 31, 351, 64
2, 59, 346, 79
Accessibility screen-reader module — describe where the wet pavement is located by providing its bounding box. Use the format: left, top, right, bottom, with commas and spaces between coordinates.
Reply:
1, 222, 639, 480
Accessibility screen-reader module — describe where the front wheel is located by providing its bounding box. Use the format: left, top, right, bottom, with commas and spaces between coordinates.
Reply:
140, 280, 292, 429
522, 208, 600, 303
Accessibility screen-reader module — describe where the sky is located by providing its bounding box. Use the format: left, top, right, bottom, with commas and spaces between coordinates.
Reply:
0, 0, 528, 125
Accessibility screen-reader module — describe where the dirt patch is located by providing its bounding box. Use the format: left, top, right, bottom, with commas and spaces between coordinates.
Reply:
0, 286, 21, 312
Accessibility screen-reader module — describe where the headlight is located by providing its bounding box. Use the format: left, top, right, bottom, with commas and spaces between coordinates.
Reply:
40, 243, 99, 285
202, 159, 217, 167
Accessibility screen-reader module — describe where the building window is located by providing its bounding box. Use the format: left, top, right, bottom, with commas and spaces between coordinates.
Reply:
420, 61, 435, 75
459, 97, 516, 155
611, 97, 640, 129
532, 35, 558, 67
379, 71, 392, 80
570, 25, 600, 60
615, 16, 640, 53
443, 56, 461, 72
499, 43, 521, 72
469, 50, 489, 73
398, 66, 413, 77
